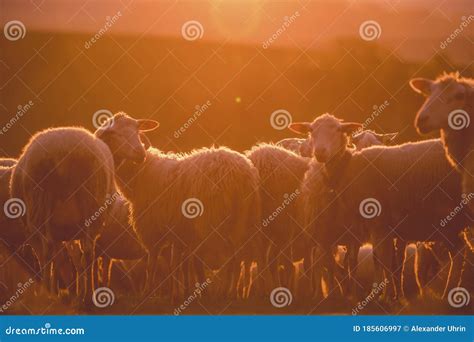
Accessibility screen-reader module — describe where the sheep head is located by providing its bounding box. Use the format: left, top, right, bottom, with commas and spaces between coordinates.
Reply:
410, 73, 472, 135
288, 114, 362, 163
95, 112, 159, 165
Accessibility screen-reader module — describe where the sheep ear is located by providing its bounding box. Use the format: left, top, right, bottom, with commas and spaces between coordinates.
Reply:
288, 122, 312, 134
139, 133, 152, 150
409, 78, 433, 96
339, 122, 363, 134
137, 119, 159, 132
380, 132, 398, 144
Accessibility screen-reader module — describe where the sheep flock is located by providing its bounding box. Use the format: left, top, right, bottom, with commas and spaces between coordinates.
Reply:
0, 72, 472, 315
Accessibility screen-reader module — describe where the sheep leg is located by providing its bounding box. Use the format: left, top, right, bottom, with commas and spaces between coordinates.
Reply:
170, 245, 184, 304
223, 257, 239, 299
80, 236, 95, 307
311, 247, 324, 300
39, 237, 53, 296
266, 243, 280, 289
372, 238, 393, 301
236, 261, 245, 299
442, 247, 464, 299
49, 242, 60, 296
392, 239, 406, 300
193, 257, 207, 298
101, 256, 112, 287
322, 246, 339, 299
300, 246, 314, 300
250, 247, 269, 298
280, 250, 293, 289
144, 247, 159, 296
182, 256, 191, 298
345, 244, 360, 300
238, 256, 255, 300
414, 245, 429, 297
92, 255, 100, 290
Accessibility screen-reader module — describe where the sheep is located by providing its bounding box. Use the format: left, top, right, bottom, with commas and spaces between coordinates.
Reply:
350, 130, 398, 151
411, 72, 474, 214
95, 112, 263, 301
95, 194, 147, 288
255, 133, 398, 298
291, 113, 471, 302
276, 138, 312, 157
0, 161, 26, 251
10, 127, 115, 306
0, 161, 42, 298
276, 130, 398, 157
245, 144, 311, 294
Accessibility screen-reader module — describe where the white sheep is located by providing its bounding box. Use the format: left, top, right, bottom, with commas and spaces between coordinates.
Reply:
245, 144, 310, 294
95, 113, 263, 301
252, 134, 397, 299
291, 114, 470, 301
276, 130, 398, 157
95, 194, 147, 287
276, 138, 313, 157
411, 72, 474, 214
350, 130, 398, 151
0, 160, 22, 250
10, 127, 115, 306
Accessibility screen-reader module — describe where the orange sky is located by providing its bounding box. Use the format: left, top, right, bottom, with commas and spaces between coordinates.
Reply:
2, 0, 473, 62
